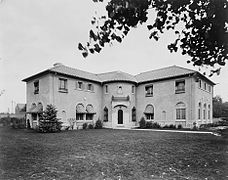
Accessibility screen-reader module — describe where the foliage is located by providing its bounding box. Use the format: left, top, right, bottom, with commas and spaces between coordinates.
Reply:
139, 117, 146, 128
177, 124, 183, 129
37, 104, 62, 133
11, 117, 26, 129
95, 119, 103, 129
79, 0, 228, 75
83, 123, 88, 129
145, 121, 153, 128
213, 95, 228, 118
0, 117, 11, 126
88, 124, 94, 129
168, 124, 176, 129
152, 122, 161, 129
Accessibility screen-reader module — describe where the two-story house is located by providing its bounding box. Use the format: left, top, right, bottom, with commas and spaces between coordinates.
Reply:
22, 63, 215, 129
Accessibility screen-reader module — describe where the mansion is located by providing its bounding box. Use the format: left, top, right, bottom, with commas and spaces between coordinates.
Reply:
22, 63, 215, 129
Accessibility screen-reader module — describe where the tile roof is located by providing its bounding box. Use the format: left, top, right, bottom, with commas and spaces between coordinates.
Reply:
135, 65, 196, 83
49, 64, 100, 82
97, 71, 137, 83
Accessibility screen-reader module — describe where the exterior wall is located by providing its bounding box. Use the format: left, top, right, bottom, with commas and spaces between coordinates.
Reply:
136, 77, 195, 128
194, 78, 213, 126
26, 74, 51, 127
50, 74, 103, 128
102, 82, 137, 128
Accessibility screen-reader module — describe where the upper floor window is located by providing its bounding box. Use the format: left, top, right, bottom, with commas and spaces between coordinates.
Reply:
204, 82, 207, 90
87, 83, 94, 92
105, 85, 108, 93
208, 85, 211, 93
132, 86, 135, 94
34, 81, 39, 94
199, 80, 202, 88
59, 78, 68, 92
76, 81, 84, 90
145, 85, 153, 97
175, 80, 185, 94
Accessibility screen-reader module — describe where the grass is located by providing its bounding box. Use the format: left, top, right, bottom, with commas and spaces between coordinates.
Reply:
0, 127, 227, 180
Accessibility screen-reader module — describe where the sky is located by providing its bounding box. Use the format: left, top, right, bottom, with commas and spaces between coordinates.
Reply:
0, 0, 228, 113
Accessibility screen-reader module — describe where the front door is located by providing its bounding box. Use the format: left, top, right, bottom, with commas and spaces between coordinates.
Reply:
118, 109, 123, 124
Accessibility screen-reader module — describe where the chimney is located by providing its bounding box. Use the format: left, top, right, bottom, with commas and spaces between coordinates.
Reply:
53, 63, 63, 67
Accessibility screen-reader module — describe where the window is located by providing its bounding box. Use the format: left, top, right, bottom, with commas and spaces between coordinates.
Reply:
86, 114, 93, 120
76, 114, 84, 120
117, 86, 123, 94
145, 85, 153, 97
144, 104, 154, 120
199, 80, 202, 88
87, 83, 94, 91
204, 103, 207, 119
59, 78, 67, 92
104, 107, 108, 122
34, 81, 39, 94
132, 86, 135, 94
32, 113, 37, 120
76, 81, 84, 90
198, 102, 201, 119
175, 80, 185, 93
132, 107, 136, 122
204, 82, 207, 90
208, 105, 211, 119
176, 102, 186, 120
105, 85, 108, 93
208, 85, 211, 93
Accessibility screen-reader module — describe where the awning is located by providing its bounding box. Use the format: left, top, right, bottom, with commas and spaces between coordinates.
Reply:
76, 104, 86, 113
144, 105, 154, 114
86, 105, 96, 114
27, 106, 43, 114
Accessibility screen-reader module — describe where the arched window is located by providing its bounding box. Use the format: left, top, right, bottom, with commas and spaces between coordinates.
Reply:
203, 103, 207, 119
162, 111, 166, 120
198, 102, 201, 119
132, 107, 136, 122
208, 104, 211, 119
176, 102, 186, 120
104, 107, 108, 122
86, 104, 95, 120
76, 103, 85, 120
144, 104, 154, 120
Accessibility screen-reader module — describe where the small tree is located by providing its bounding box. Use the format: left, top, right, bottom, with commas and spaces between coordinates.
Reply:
95, 119, 103, 129
139, 117, 146, 129
37, 104, 62, 133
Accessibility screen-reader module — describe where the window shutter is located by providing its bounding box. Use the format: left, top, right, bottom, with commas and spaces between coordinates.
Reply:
91, 84, 94, 91
76, 81, 78, 89
82, 82, 85, 90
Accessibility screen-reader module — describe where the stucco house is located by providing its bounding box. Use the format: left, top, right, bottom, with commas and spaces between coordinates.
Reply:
22, 63, 215, 129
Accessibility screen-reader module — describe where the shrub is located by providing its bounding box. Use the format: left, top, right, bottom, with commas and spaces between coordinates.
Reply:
82, 123, 88, 129
163, 125, 169, 129
192, 122, 198, 130
145, 121, 153, 129
139, 117, 146, 129
88, 124, 94, 129
152, 122, 161, 129
177, 124, 183, 129
11, 118, 26, 129
169, 124, 176, 129
37, 104, 62, 133
95, 119, 103, 129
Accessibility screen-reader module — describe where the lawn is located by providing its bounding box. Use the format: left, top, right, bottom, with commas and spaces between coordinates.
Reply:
0, 127, 227, 180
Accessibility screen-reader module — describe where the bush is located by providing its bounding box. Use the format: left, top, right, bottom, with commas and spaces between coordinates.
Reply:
152, 122, 161, 129
163, 125, 169, 129
145, 121, 153, 129
82, 123, 88, 129
37, 104, 62, 133
11, 118, 26, 129
139, 117, 146, 129
88, 124, 94, 129
95, 119, 103, 129
177, 124, 183, 129
169, 124, 176, 129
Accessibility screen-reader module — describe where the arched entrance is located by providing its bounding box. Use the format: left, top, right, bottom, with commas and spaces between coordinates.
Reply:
118, 109, 123, 124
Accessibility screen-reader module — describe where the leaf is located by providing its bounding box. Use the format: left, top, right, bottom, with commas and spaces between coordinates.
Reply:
82, 51, 88, 58
89, 48, 95, 54
89, 30, 97, 41
147, 25, 153, 30
78, 43, 84, 50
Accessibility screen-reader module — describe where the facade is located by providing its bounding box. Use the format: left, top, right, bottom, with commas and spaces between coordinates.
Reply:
22, 63, 215, 129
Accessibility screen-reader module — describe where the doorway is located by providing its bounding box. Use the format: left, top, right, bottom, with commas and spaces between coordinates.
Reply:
118, 109, 123, 124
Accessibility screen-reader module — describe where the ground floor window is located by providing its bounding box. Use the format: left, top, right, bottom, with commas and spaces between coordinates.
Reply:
176, 102, 186, 120
86, 114, 93, 120
76, 114, 84, 120
104, 107, 108, 122
132, 107, 136, 122
146, 114, 154, 120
